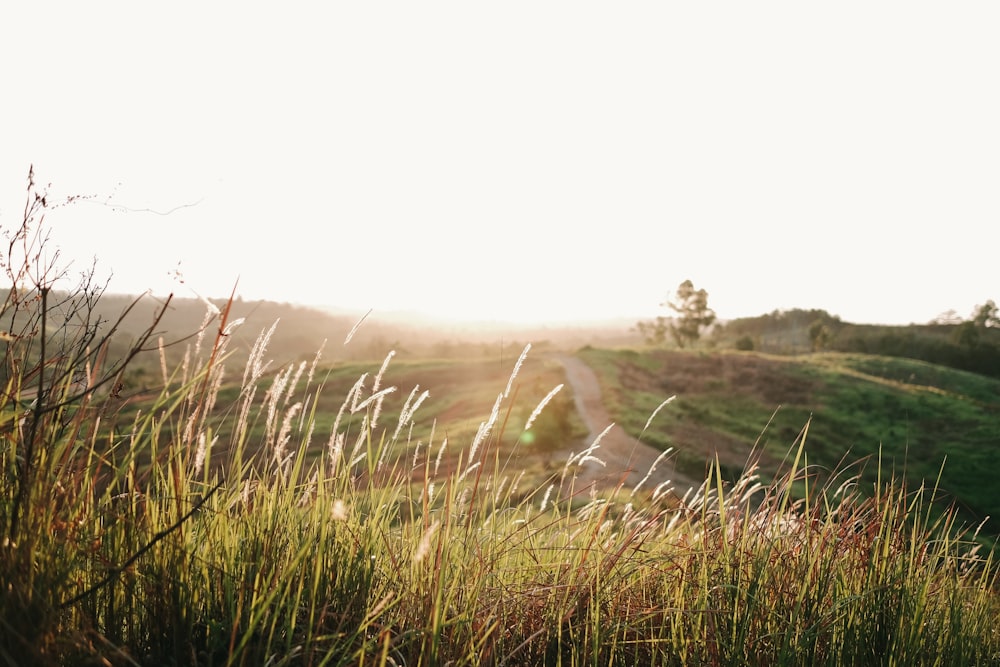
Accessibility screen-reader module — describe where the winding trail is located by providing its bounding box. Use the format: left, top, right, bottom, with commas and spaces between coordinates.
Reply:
554, 353, 701, 497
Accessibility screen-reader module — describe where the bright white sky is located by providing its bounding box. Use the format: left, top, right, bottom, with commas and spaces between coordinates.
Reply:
2, 3, 997, 326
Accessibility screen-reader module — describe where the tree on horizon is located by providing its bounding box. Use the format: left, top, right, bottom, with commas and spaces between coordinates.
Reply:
636, 279, 716, 348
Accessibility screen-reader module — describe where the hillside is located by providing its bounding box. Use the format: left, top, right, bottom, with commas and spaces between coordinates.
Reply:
577, 346, 1000, 535
711, 307, 1000, 378
110, 322, 999, 537
42, 289, 1000, 533
72, 292, 642, 384
8, 290, 1000, 662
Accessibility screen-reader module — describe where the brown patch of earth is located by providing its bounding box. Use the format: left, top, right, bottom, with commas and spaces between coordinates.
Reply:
619, 350, 818, 407
614, 350, 819, 467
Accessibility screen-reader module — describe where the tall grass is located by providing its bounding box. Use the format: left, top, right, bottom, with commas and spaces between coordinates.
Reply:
2, 173, 998, 665
2, 307, 998, 665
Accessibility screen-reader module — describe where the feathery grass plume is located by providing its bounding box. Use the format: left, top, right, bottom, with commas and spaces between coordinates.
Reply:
274, 401, 303, 470
344, 308, 372, 344
283, 360, 307, 407
455, 487, 471, 514
509, 469, 525, 498
652, 479, 674, 503
192, 299, 218, 361
197, 292, 222, 317
298, 470, 318, 507
234, 383, 257, 445
331, 372, 368, 439
240, 478, 253, 508
578, 450, 607, 469
378, 422, 405, 471
349, 373, 369, 413
331, 499, 348, 521
524, 383, 563, 431
458, 461, 480, 484
207, 362, 225, 413
567, 424, 613, 471
223, 316, 245, 336
625, 500, 642, 520
492, 475, 510, 505
185, 358, 228, 451
639, 395, 676, 439
372, 349, 395, 392
409, 390, 430, 419
413, 520, 440, 564
180, 345, 192, 386
301, 419, 315, 453
192, 432, 211, 477
354, 385, 397, 427
370, 350, 395, 428
426, 419, 437, 464
397, 384, 421, 415
433, 437, 448, 476
412, 440, 423, 469
631, 446, 674, 497
305, 339, 324, 387
158, 335, 169, 386
393, 385, 428, 441
263, 364, 292, 449
182, 410, 199, 450
504, 343, 531, 398
539, 483, 555, 512
576, 497, 609, 522
327, 431, 345, 476
401, 390, 429, 435
242, 319, 278, 389
469, 392, 503, 466
348, 418, 369, 468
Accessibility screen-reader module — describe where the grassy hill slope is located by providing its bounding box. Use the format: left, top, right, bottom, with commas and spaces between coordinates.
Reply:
578, 347, 1000, 533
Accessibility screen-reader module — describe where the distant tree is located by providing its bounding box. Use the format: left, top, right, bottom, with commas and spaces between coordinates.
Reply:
635, 287, 674, 347
951, 300, 999, 350
664, 280, 716, 348
637, 280, 719, 348
950, 300, 999, 350
953, 321, 980, 349
809, 320, 831, 352
635, 317, 668, 346
930, 309, 963, 325
972, 300, 999, 328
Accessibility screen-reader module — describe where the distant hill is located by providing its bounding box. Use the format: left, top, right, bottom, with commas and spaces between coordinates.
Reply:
70, 292, 360, 368
84, 292, 645, 371
710, 308, 1000, 379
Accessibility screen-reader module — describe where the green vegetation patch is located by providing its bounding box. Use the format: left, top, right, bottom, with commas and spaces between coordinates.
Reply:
578, 347, 1000, 533
804, 355, 1000, 523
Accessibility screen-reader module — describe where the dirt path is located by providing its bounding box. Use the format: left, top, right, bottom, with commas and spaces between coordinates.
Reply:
553, 353, 701, 498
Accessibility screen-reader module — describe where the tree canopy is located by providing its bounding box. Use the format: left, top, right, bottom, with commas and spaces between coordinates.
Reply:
637, 279, 716, 348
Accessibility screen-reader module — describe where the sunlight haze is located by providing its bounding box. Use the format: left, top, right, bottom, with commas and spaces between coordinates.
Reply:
2, 3, 997, 327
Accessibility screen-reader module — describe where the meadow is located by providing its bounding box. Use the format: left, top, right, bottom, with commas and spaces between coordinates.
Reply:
3, 286, 999, 666
2, 187, 999, 665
